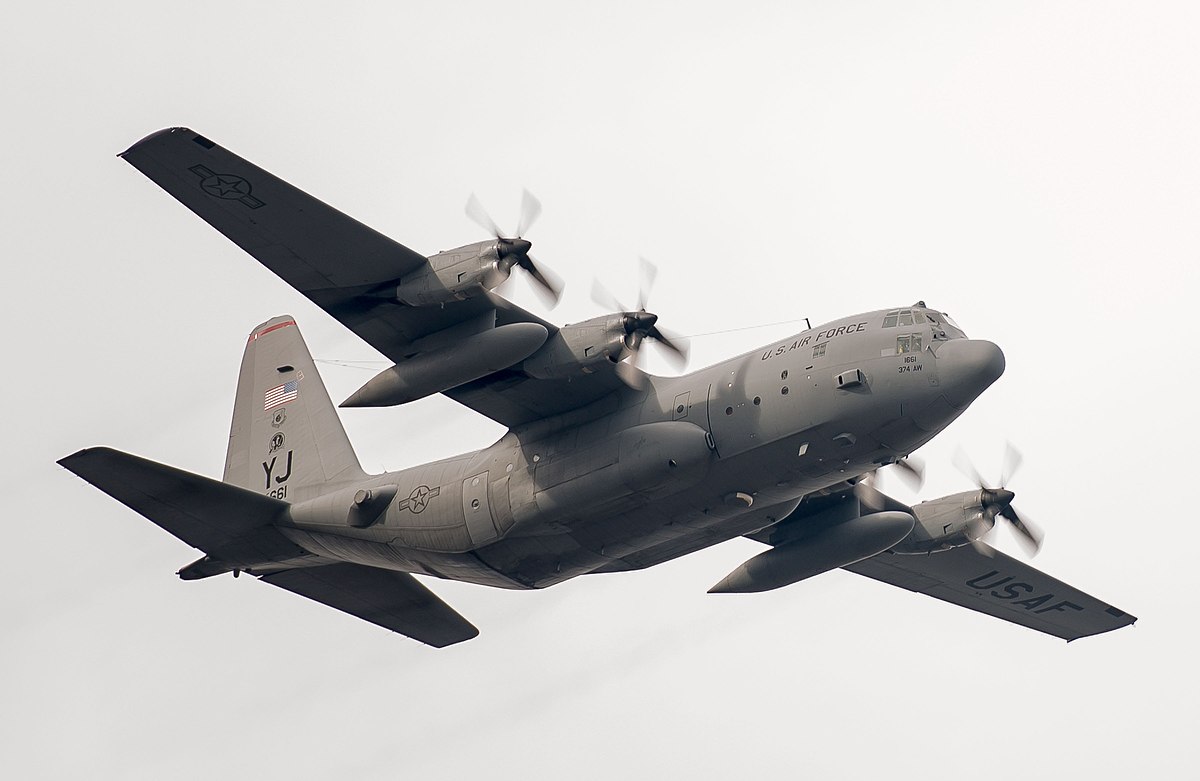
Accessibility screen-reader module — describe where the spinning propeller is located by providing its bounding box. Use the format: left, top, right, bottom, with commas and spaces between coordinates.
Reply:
465, 189, 562, 307
852, 455, 924, 513
591, 257, 689, 387
890, 455, 925, 490
955, 443, 1044, 556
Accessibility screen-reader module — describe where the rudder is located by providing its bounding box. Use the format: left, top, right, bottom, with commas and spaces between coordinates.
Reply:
224, 316, 365, 497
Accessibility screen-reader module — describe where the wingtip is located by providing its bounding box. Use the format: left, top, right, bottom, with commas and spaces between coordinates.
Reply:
57, 447, 98, 468
118, 126, 201, 158
426, 624, 481, 647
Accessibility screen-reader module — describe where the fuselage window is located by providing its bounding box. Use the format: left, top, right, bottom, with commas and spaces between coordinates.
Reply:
812, 343, 827, 358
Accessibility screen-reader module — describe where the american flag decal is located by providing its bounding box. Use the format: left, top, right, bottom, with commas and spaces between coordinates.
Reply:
264, 380, 299, 411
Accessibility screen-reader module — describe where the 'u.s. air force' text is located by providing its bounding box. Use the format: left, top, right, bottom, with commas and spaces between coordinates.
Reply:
761, 322, 868, 361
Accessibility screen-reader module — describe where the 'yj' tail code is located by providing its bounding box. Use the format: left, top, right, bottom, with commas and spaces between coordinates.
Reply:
224, 316, 364, 497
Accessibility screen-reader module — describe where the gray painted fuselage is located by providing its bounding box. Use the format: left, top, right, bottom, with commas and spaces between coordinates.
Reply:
281, 307, 1004, 590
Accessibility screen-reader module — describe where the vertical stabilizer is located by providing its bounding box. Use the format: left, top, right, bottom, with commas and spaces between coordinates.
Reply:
224, 316, 365, 496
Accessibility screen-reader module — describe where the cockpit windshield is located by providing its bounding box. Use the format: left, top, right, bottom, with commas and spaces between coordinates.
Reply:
883, 306, 967, 339
882, 309, 916, 328
939, 312, 965, 334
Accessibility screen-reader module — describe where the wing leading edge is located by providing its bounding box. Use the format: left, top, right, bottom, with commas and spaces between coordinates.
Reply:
844, 543, 1136, 641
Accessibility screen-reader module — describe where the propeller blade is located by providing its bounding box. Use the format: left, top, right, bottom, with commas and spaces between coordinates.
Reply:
968, 534, 996, 557
892, 455, 925, 490
591, 279, 626, 312
516, 188, 542, 237
615, 348, 645, 389
1002, 506, 1043, 556
637, 256, 658, 311
853, 473, 889, 514
953, 446, 988, 489
1000, 442, 1023, 488
646, 324, 689, 368
465, 193, 504, 238
520, 255, 563, 307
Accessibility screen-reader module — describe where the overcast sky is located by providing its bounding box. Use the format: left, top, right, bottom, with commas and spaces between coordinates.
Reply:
3, 2, 1197, 778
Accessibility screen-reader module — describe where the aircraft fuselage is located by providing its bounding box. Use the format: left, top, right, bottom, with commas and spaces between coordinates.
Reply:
279, 304, 1004, 590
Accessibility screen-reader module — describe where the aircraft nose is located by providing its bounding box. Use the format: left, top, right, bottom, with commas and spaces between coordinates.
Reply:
936, 339, 1005, 408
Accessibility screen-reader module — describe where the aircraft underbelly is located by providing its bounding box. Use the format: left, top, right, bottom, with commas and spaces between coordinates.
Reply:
464, 412, 926, 588
468, 492, 806, 587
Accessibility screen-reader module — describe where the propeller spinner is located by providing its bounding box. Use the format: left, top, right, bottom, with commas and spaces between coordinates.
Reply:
591, 258, 689, 387
955, 443, 1044, 556
465, 189, 562, 307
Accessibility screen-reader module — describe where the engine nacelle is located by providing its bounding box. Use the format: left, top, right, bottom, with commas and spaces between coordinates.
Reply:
393, 240, 509, 306
521, 315, 629, 379
891, 489, 995, 554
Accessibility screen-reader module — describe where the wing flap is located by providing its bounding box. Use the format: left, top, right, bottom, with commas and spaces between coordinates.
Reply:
844, 544, 1136, 641
260, 564, 479, 647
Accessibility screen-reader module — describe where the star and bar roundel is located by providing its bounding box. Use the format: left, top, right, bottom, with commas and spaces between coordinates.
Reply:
189, 164, 265, 209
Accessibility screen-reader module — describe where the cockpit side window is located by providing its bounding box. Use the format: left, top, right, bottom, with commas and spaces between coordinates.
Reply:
897, 334, 923, 354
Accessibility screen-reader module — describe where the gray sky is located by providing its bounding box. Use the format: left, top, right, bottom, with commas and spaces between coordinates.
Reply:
3, 1, 1196, 778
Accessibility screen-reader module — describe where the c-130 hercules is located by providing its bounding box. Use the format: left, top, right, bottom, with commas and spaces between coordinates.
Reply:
60, 128, 1135, 647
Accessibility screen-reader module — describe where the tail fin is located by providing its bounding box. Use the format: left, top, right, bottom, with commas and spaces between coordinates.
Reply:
224, 316, 365, 495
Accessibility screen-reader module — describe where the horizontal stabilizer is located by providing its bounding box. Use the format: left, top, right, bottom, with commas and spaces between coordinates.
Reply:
844, 543, 1136, 641
58, 447, 288, 552
260, 564, 479, 647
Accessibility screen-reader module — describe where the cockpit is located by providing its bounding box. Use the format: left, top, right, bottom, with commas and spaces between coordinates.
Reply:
883, 301, 968, 340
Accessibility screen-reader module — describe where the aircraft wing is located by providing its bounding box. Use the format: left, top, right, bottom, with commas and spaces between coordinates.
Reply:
121, 128, 616, 427
260, 564, 479, 647
119, 127, 494, 350
843, 544, 1136, 641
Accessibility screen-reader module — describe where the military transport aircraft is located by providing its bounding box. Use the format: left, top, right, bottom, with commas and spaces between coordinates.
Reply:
59, 128, 1135, 647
